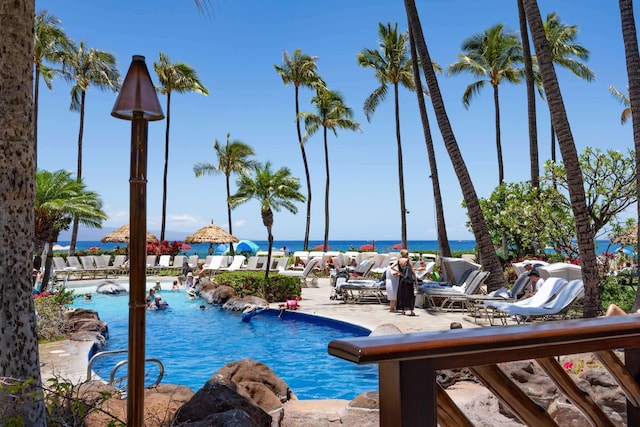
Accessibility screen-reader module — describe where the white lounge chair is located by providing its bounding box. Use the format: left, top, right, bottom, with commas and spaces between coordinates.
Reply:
278, 257, 321, 287
203, 255, 223, 274
219, 255, 246, 272
158, 255, 172, 270
421, 271, 490, 311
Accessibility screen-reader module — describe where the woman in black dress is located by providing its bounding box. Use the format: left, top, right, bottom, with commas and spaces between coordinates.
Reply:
396, 249, 417, 316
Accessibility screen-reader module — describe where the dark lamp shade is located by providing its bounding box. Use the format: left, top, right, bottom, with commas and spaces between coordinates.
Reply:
111, 55, 164, 121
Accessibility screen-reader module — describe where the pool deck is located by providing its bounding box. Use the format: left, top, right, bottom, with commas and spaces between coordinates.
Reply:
39, 275, 507, 387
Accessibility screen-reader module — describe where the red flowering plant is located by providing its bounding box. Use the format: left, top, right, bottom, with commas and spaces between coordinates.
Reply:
146, 241, 184, 256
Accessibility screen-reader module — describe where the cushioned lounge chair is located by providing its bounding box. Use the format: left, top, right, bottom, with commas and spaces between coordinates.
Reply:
278, 257, 321, 287
421, 270, 490, 311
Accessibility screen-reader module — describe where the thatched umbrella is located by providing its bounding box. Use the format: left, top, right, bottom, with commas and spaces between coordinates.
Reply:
184, 222, 238, 255
612, 224, 638, 246
101, 224, 159, 244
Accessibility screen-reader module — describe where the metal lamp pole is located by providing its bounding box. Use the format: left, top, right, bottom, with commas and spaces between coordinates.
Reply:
111, 55, 164, 427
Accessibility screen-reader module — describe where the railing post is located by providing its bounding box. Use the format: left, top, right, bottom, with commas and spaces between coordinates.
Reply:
379, 359, 436, 426
626, 347, 640, 425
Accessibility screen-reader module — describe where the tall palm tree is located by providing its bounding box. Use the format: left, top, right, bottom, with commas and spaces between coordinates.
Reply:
230, 162, 305, 279
448, 23, 523, 185
300, 88, 361, 251
407, 27, 451, 257
618, 0, 640, 312
35, 169, 107, 290
0, 2, 45, 423
193, 133, 257, 256
154, 52, 209, 241
274, 49, 325, 251
404, 0, 506, 291
33, 10, 71, 168
610, 85, 631, 124
358, 22, 415, 249
522, 0, 600, 317
517, 0, 540, 188
544, 12, 595, 166
59, 40, 120, 255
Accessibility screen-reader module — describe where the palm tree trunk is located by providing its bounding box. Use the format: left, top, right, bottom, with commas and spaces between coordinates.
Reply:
323, 126, 330, 251
34, 65, 40, 170
225, 175, 235, 256
394, 83, 408, 248
523, 0, 600, 317
517, 0, 539, 188
407, 27, 451, 257
404, 0, 506, 291
41, 243, 54, 293
618, 0, 640, 312
0, 0, 46, 422
296, 86, 312, 251
262, 208, 274, 279
161, 92, 172, 242
493, 85, 504, 184
69, 90, 87, 255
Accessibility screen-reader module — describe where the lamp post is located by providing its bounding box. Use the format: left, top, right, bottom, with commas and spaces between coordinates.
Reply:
111, 55, 164, 427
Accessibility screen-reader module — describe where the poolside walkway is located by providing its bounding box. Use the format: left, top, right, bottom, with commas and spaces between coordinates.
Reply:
39, 275, 507, 386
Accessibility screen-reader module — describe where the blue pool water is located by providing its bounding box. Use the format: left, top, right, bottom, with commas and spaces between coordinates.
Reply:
71, 283, 378, 400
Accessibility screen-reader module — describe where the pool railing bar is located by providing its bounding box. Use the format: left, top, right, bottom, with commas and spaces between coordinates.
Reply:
328, 315, 640, 426
87, 349, 165, 389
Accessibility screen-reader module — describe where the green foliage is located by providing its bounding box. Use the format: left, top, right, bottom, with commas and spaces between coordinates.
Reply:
600, 275, 636, 313
34, 287, 74, 342
215, 271, 302, 302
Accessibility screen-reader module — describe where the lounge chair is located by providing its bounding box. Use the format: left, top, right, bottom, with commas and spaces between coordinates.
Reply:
271, 257, 289, 272
465, 273, 530, 320
278, 257, 321, 287
218, 255, 246, 272
203, 255, 223, 275
336, 278, 387, 304
187, 255, 199, 268
66, 256, 93, 279
487, 279, 583, 325
158, 255, 172, 271
484, 277, 569, 325
93, 254, 119, 277
52, 256, 79, 280
420, 270, 490, 311
173, 255, 186, 270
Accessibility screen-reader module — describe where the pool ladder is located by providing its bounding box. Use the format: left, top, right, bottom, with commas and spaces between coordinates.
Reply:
87, 349, 165, 389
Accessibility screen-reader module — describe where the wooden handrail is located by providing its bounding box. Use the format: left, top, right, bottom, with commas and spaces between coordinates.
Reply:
328, 315, 640, 426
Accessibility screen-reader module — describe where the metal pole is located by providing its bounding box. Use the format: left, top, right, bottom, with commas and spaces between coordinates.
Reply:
128, 110, 148, 426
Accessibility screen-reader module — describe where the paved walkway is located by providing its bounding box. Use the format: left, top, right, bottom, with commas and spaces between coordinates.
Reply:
39, 275, 505, 386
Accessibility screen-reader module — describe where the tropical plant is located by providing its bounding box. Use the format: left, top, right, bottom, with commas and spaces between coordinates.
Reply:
274, 49, 325, 251
404, 0, 507, 291
0, 5, 45, 423
610, 85, 631, 124
300, 88, 361, 251
33, 10, 71, 168
522, 0, 600, 317
357, 22, 415, 249
154, 52, 209, 242
193, 132, 257, 255
406, 27, 451, 257
59, 40, 120, 255
448, 23, 523, 185
229, 162, 305, 279
543, 12, 595, 165
35, 170, 107, 290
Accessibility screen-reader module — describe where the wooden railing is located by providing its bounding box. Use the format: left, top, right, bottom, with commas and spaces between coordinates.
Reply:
328, 315, 640, 426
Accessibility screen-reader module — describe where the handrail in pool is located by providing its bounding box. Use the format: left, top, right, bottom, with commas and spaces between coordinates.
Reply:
87, 349, 165, 389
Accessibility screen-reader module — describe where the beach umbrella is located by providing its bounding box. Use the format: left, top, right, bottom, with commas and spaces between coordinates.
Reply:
314, 244, 331, 251
100, 224, 159, 244
181, 243, 193, 250
612, 224, 638, 246
359, 243, 377, 251
391, 243, 403, 250
235, 240, 259, 254
52, 244, 70, 251
216, 243, 229, 253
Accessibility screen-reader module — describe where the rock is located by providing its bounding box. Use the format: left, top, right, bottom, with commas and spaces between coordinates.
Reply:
96, 280, 128, 294
223, 296, 269, 312
200, 284, 236, 304
281, 399, 350, 427
65, 309, 109, 345
369, 323, 402, 336
173, 376, 272, 427
216, 358, 294, 405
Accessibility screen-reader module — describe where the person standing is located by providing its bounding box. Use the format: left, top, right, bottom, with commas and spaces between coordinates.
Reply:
396, 249, 417, 316
385, 262, 399, 312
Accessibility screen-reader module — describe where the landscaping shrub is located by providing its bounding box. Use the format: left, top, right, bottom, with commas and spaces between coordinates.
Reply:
600, 275, 636, 313
34, 287, 75, 342
214, 271, 301, 302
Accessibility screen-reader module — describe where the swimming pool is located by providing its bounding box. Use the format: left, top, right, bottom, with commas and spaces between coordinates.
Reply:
71, 282, 378, 400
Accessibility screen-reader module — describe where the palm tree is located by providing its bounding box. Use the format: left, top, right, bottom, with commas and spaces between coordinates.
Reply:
618, 0, 640, 312
230, 162, 305, 278
610, 85, 631, 124
300, 88, 361, 251
274, 49, 325, 251
33, 10, 71, 168
193, 133, 257, 255
543, 12, 595, 165
407, 27, 451, 257
404, 0, 506, 291
59, 40, 120, 255
154, 52, 209, 241
35, 169, 107, 290
448, 23, 523, 185
517, 0, 540, 188
522, 0, 600, 317
358, 22, 415, 249
0, 4, 45, 423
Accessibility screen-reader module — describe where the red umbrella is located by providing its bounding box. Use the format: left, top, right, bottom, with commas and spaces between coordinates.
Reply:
391, 243, 403, 250
359, 244, 376, 251
181, 243, 193, 250
314, 244, 331, 251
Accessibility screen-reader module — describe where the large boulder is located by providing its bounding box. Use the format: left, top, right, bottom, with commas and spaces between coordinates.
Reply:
223, 296, 269, 312
65, 308, 109, 347
200, 284, 237, 305
96, 280, 128, 294
173, 375, 272, 427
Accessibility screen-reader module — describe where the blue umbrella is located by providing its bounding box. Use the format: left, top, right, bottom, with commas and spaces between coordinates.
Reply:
215, 243, 229, 253
235, 240, 260, 255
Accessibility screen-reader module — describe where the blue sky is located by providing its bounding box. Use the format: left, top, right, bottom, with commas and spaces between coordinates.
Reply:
37, 0, 635, 242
